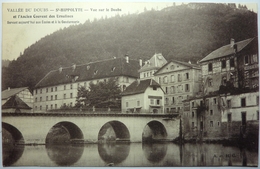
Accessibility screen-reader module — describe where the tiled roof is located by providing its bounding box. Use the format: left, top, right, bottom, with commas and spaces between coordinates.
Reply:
35, 57, 140, 88
2, 95, 32, 110
199, 37, 256, 63
2, 87, 28, 100
139, 53, 167, 72
154, 60, 200, 75
121, 79, 161, 96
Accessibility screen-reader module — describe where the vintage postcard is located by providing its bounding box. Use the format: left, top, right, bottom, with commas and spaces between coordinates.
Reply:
1, 0, 259, 167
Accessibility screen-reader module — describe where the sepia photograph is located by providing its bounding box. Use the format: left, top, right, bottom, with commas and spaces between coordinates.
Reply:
1, 0, 259, 167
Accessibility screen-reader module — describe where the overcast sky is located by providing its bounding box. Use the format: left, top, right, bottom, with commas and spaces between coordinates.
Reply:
1, 1, 258, 61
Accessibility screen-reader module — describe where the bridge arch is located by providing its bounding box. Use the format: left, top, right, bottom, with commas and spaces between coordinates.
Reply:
142, 120, 168, 142
2, 122, 24, 144
98, 120, 130, 142
46, 121, 84, 144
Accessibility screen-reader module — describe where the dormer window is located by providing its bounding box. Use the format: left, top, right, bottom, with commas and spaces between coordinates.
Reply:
111, 67, 116, 72
94, 70, 98, 75
170, 65, 175, 70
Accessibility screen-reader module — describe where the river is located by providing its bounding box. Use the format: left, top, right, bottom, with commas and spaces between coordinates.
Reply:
3, 142, 258, 167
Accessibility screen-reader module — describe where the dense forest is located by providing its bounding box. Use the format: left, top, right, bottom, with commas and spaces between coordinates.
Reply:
2, 3, 258, 90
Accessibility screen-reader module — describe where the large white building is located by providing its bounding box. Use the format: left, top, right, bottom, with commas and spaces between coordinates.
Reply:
33, 57, 140, 112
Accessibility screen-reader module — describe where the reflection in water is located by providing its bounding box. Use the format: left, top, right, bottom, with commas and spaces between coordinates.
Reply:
3, 142, 258, 167
142, 143, 167, 163
46, 144, 84, 166
98, 142, 130, 165
2, 144, 24, 166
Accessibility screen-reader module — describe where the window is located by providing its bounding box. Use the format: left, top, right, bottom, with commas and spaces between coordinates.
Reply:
230, 58, 235, 67
51, 95, 53, 100
208, 78, 213, 87
257, 111, 259, 120
64, 94, 66, 99
40, 89, 42, 94
192, 122, 195, 128
185, 84, 189, 92
153, 86, 157, 90
228, 113, 232, 122
210, 110, 213, 115
227, 99, 231, 108
217, 121, 220, 127
70, 93, 73, 98
192, 102, 194, 107
171, 86, 175, 94
55, 104, 57, 109
241, 98, 246, 107
46, 96, 48, 101
51, 104, 53, 109
221, 60, 226, 69
55, 87, 57, 91
64, 85, 66, 90
186, 73, 189, 80
40, 97, 42, 101
208, 63, 213, 72
150, 99, 154, 105
171, 75, 175, 82
137, 101, 140, 107
222, 76, 227, 85
46, 105, 48, 110
192, 112, 195, 118
214, 98, 217, 104
70, 84, 73, 89
172, 97, 175, 104
163, 76, 168, 83
35, 106, 37, 110
126, 77, 129, 83
245, 55, 249, 65
51, 88, 53, 92
35, 97, 37, 102
178, 74, 182, 82
170, 65, 175, 70
159, 77, 161, 83
156, 99, 160, 105
46, 88, 48, 93
55, 95, 57, 100
210, 121, 213, 127
35, 90, 37, 95
126, 102, 128, 107
40, 106, 42, 110
144, 73, 146, 78
257, 96, 259, 105
252, 54, 258, 63
165, 98, 169, 105
165, 87, 168, 94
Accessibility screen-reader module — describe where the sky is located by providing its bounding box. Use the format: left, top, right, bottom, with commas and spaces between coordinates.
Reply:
1, 0, 259, 61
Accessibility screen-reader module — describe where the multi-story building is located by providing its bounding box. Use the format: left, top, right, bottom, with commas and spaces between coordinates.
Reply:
121, 79, 164, 113
34, 57, 140, 112
154, 60, 201, 113
199, 37, 258, 94
183, 37, 259, 141
139, 53, 167, 80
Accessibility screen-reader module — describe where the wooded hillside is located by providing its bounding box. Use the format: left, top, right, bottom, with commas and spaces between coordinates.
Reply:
2, 3, 257, 90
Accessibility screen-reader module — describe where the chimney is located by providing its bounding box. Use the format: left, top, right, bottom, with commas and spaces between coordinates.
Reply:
230, 38, 235, 47
137, 78, 140, 85
139, 59, 143, 67
59, 66, 62, 73
125, 54, 129, 63
72, 63, 76, 71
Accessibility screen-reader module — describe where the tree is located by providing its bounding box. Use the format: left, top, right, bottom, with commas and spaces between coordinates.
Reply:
76, 78, 121, 109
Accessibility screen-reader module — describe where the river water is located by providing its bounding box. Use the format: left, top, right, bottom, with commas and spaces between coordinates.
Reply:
3, 142, 258, 167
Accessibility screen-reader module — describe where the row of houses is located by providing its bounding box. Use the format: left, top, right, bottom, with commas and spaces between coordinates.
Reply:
2, 37, 259, 141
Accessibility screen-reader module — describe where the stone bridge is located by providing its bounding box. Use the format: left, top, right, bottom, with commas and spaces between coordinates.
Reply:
2, 112, 180, 144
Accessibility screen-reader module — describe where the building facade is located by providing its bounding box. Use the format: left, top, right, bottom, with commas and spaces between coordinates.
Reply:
154, 60, 201, 114
121, 79, 164, 113
139, 53, 167, 80
182, 37, 259, 141
34, 57, 140, 112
